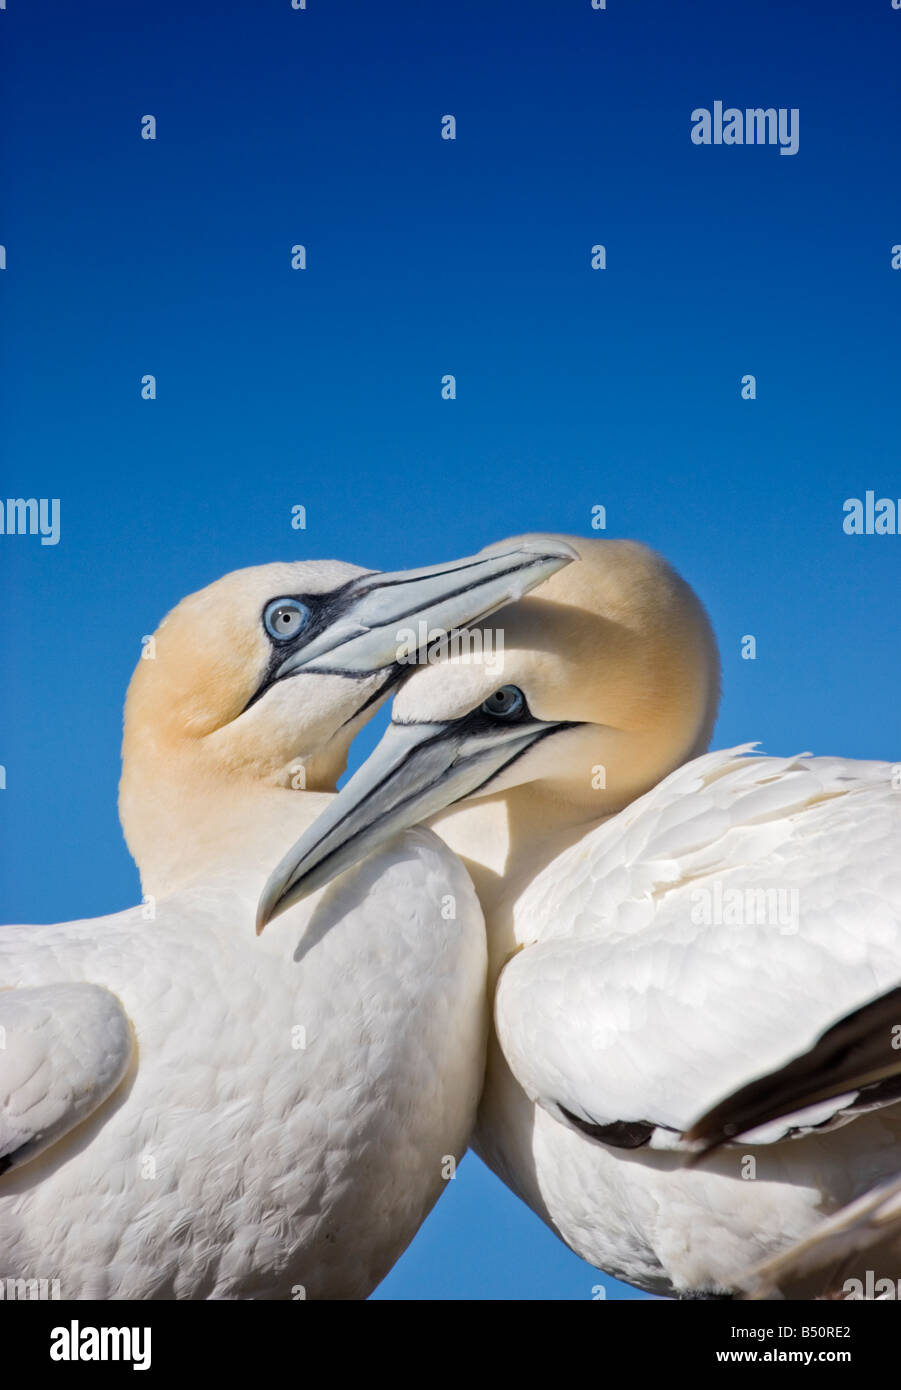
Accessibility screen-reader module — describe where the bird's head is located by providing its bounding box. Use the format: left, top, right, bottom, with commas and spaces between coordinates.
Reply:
118, 542, 577, 874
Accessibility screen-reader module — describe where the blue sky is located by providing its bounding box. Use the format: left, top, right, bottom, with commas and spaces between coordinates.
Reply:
1, 0, 899, 1299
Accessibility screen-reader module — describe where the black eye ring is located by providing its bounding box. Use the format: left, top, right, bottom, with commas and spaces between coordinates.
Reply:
264, 598, 311, 643
480, 685, 526, 720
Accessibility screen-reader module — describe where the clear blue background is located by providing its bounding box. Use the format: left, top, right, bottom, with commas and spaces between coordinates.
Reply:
1, 0, 899, 1299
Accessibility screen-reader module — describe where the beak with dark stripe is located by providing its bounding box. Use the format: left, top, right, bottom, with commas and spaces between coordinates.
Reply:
256, 704, 573, 933
244, 540, 578, 713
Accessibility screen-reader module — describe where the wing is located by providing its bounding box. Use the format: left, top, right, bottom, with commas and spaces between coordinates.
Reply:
496, 748, 901, 1149
0, 984, 134, 1173
687, 985, 901, 1157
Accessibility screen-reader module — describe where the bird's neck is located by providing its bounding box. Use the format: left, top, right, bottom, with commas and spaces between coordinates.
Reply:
120, 756, 332, 902
430, 786, 605, 981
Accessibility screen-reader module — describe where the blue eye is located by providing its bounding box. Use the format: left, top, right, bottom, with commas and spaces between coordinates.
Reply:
264, 598, 311, 642
481, 685, 526, 720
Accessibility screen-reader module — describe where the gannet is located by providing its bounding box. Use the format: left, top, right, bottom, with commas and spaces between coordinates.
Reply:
0, 540, 574, 1299
259, 534, 901, 1298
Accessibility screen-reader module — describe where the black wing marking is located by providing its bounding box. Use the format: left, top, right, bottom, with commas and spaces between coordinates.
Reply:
686, 985, 901, 1160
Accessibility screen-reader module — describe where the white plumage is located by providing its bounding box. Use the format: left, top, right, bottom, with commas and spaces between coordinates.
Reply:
1, 841, 485, 1299
489, 746, 901, 1294
499, 747, 900, 1147
263, 533, 901, 1297
0, 541, 574, 1298
0, 984, 132, 1173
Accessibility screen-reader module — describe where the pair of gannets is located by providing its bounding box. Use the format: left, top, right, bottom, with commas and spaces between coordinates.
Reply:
0, 540, 574, 1299
262, 534, 901, 1299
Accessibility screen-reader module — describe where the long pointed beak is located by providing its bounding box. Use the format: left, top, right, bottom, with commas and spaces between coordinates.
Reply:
272, 539, 579, 678
256, 712, 566, 932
